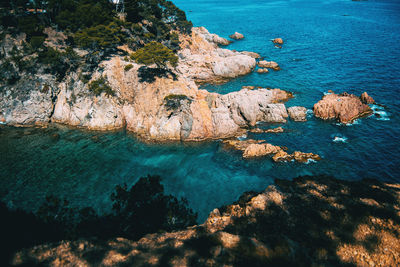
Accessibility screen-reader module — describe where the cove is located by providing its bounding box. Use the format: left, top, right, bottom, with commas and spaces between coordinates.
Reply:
1, 0, 400, 222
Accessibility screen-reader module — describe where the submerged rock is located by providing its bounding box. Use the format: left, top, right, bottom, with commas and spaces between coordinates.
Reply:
288, 106, 307, 121
313, 91, 372, 123
229, 32, 244, 40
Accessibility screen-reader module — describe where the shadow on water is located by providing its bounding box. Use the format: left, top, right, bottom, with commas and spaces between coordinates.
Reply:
8, 175, 400, 266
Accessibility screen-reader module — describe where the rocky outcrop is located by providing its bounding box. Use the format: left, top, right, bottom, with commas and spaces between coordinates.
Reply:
0, 75, 59, 127
272, 38, 284, 44
258, 60, 280, 71
288, 106, 307, 121
229, 32, 244, 40
243, 143, 282, 158
361, 92, 375, 104
313, 92, 372, 123
272, 150, 321, 163
0, 27, 291, 141
240, 51, 261, 59
256, 68, 269, 73
249, 126, 284, 133
178, 27, 256, 84
14, 176, 399, 267
224, 139, 320, 162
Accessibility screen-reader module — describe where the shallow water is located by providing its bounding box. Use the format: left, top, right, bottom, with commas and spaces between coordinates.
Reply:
1, 0, 400, 222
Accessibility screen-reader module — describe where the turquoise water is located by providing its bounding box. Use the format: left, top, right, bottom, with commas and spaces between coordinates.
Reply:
1, 0, 400, 222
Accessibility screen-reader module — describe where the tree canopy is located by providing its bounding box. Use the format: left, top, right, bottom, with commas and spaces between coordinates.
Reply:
131, 41, 178, 68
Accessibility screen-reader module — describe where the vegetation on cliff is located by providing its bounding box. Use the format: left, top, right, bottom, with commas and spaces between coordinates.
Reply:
0, 0, 192, 86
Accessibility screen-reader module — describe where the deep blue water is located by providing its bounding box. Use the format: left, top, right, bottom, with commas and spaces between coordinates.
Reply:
1, 0, 400, 222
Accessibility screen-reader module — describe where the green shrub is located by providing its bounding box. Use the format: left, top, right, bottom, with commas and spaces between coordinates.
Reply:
164, 94, 191, 110
131, 41, 178, 69
74, 22, 125, 50
124, 64, 133, 72
88, 77, 114, 96
29, 36, 46, 51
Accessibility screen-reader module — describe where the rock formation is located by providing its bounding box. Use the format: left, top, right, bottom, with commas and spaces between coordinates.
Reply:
313, 92, 372, 123
0, 27, 297, 142
272, 38, 284, 44
249, 126, 284, 133
178, 27, 256, 84
256, 68, 269, 73
360, 92, 375, 104
258, 60, 280, 71
13, 176, 399, 267
223, 139, 320, 162
229, 32, 244, 40
288, 106, 307, 121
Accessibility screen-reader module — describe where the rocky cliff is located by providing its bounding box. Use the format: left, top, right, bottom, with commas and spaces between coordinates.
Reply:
0, 27, 293, 141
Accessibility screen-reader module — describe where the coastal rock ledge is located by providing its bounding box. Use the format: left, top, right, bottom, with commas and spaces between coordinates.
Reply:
13, 176, 400, 267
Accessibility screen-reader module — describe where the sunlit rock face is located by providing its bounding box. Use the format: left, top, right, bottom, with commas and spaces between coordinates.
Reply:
0, 27, 291, 141
313, 92, 372, 124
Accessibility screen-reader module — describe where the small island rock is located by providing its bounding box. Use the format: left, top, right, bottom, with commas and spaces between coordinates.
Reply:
288, 106, 307, 122
272, 38, 284, 44
229, 32, 245, 40
256, 68, 269, 74
313, 92, 372, 123
258, 60, 280, 71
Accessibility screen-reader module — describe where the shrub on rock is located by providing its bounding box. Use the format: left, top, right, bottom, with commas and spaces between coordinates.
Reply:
131, 41, 178, 69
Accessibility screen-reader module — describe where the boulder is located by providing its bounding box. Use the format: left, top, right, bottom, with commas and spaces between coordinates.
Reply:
229, 32, 244, 40
243, 143, 282, 158
288, 106, 307, 122
313, 92, 372, 123
272, 38, 284, 44
256, 68, 269, 74
360, 92, 375, 104
258, 60, 280, 71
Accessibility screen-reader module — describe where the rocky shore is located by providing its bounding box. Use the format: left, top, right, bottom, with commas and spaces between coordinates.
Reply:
12, 176, 400, 266
0, 27, 295, 142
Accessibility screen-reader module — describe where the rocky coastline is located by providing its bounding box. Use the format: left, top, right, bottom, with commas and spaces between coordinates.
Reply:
0, 27, 379, 147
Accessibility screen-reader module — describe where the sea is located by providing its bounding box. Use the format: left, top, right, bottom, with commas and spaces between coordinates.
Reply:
1, 0, 400, 222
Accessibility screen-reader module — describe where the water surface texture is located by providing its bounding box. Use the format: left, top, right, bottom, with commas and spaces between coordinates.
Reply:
1, 0, 400, 222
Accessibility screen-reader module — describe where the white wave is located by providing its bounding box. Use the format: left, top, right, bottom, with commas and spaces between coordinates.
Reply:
305, 159, 317, 164
370, 105, 390, 121
237, 134, 247, 141
323, 91, 333, 96
306, 109, 313, 117
335, 119, 361, 126
0, 121, 5, 125
333, 136, 348, 143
